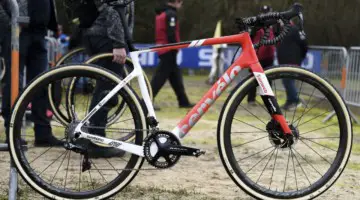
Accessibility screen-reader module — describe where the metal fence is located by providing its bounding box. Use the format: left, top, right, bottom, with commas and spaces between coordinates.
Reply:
45, 35, 61, 67
309, 46, 348, 95
344, 47, 360, 108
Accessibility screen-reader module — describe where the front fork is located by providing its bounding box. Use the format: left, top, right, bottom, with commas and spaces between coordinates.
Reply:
251, 64, 292, 135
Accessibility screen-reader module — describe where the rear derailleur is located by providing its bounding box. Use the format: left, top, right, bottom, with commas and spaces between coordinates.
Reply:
64, 142, 91, 172
143, 131, 206, 169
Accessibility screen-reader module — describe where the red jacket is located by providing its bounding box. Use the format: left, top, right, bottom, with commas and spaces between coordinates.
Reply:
155, 6, 180, 55
252, 28, 275, 62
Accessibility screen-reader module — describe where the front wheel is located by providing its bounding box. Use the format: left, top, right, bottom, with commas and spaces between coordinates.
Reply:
218, 66, 352, 199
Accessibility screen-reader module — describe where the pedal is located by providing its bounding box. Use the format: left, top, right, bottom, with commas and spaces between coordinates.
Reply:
194, 150, 206, 157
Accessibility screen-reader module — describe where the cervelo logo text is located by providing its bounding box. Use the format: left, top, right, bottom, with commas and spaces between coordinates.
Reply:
179, 66, 241, 134
254, 72, 274, 96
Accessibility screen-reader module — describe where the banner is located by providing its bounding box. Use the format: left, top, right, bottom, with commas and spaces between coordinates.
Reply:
135, 44, 322, 73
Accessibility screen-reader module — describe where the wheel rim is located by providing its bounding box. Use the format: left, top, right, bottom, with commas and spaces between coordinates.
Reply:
220, 67, 351, 199
11, 66, 146, 199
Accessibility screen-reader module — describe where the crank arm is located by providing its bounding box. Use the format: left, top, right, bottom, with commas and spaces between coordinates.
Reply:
166, 145, 205, 157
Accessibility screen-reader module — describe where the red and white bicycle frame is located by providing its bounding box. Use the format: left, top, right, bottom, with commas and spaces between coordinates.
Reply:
75, 32, 292, 156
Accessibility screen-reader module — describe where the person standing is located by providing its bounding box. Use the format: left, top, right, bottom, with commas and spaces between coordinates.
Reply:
74, 0, 129, 158
0, 0, 62, 146
276, 21, 308, 111
247, 5, 275, 106
151, 0, 193, 109
57, 24, 70, 55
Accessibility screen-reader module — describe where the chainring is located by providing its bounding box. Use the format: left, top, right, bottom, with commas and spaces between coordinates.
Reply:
143, 131, 181, 169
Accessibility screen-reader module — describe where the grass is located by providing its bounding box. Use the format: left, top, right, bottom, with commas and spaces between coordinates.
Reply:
347, 162, 360, 170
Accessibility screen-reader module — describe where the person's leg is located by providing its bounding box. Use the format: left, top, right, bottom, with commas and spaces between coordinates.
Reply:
167, 51, 191, 106
85, 36, 125, 136
26, 32, 59, 143
0, 28, 12, 134
150, 52, 173, 99
282, 78, 299, 103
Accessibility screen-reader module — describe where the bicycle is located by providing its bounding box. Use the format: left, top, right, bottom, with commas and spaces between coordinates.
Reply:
8, 3, 352, 200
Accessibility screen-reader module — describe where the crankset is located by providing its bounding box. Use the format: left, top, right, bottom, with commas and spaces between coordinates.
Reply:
143, 131, 205, 169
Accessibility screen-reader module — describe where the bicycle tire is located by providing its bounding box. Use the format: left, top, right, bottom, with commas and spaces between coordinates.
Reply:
9, 64, 147, 199
218, 66, 352, 199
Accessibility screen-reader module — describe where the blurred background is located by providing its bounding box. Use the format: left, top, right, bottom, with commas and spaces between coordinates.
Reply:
55, 0, 360, 46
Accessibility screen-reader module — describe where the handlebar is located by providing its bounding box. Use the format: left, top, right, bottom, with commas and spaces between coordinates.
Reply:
242, 3, 303, 27
237, 3, 304, 49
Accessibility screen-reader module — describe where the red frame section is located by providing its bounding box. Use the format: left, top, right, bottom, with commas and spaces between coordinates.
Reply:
148, 32, 291, 137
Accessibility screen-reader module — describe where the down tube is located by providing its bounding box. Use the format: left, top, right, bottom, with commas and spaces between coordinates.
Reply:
172, 64, 243, 138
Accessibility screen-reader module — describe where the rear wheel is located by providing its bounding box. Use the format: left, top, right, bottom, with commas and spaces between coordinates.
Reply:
218, 66, 352, 199
9, 64, 147, 199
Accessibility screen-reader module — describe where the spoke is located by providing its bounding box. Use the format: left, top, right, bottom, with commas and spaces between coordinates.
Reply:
296, 87, 316, 127
301, 136, 339, 140
244, 148, 276, 174
51, 119, 66, 127
233, 118, 267, 133
79, 155, 82, 192
50, 150, 69, 185
90, 159, 108, 184
292, 148, 323, 176
297, 109, 332, 128
109, 118, 134, 126
293, 96, 327, 125
291, 148, 311, 186
34, 123, 65, 128
239, 104, 267, 125
233, 135, 268, 148
291, 81, 303, 124
64, 151, 72, 190
115, 156, 130, 163
232, 131, 267, 134
85, 90, 91, 115
300, 137, 337, 155
299, 138, 336, 161
88, 166, 95, 190
238, 146, 274, 162
291, 149, 299, 190
38, 150, 68, 176
269, 148, 279, 189
300, 123, 338, 136
29, 147, 53, 164
283, 149, 291, 192
255, 99, 270, 114
105, 159, 120, 174
256, 148, 276, 184
274, 77, 278, 98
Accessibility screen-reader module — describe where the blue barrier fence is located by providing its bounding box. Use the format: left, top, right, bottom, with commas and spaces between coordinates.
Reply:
135, 44, 322, 73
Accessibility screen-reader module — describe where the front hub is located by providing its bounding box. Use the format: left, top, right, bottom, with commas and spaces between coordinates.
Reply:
266, 119, 299, 149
